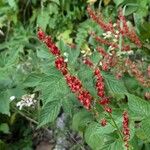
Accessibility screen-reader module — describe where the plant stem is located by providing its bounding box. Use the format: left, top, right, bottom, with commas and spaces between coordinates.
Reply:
108, 113, 124, 141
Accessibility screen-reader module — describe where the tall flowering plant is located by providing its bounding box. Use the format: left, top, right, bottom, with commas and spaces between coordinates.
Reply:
37, 5, 150, 150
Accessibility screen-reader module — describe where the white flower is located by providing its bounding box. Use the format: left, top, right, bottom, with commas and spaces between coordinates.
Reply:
64, 58, 68, 62
63, 52, 69, 57
16, 94, 37, 110
127, 50, 133, 55
113, 23, 117, 27
103, 31, 112, 39
109, 46, 115, 50
10, 96, 16, 102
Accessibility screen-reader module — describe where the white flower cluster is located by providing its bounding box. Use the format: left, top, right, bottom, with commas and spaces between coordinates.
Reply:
16, 94, 37, 110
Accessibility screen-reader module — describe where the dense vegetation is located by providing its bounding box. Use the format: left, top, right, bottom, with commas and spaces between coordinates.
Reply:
0, 0, 150, 149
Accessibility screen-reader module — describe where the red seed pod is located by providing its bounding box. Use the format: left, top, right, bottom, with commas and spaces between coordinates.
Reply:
105, 106, 112, 113
100, 118, 107, 126
94, 68, 100, 76
78, 90, 92, 109
99, 97, 109, 105
37, 28, 45, 40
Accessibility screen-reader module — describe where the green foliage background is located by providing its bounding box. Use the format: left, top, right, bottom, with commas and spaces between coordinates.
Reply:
0, 0, 150, 149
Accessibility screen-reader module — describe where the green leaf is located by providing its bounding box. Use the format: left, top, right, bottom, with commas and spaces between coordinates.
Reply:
37, 10, 49, 31
127, 94, 150, 117
103, 73, 127, 98
7, 0, 17, 10
85, 122, 117, 150
38, 100, 61, 127
39, 73, 69, 104
0, 92, 10, 115
113, 0, 124, 7
72, 109, 93, 131
137, 117, 150, 142
0, 123, 9, 134
62, 96, 73, 117
23, 73, 43, 87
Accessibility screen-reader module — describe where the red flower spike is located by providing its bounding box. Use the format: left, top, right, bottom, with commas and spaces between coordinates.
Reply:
55, 56, 67, 70
65, 75, 82, 93
100, 118, 107, 126
105, 107, 112, 113
83, 58, 94, 68
78, 90, 92, 109
37, 28, 45, 40
97, 91, 105, 98
37, 28, 94, 110
122, 111, 130, 149
99, 97, 109, 105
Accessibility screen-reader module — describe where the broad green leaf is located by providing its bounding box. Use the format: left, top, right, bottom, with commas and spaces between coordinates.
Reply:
72, 109, 93, 131
37, 10, 49, 31
113, 0, 124, 7
39, 73, 69, 104
23, 73, 43, 87
62, 95, 74, 117
85, 122, 117, 150
136, 117, 150, 142
0, 123, 9, 134
7, 0, 17, 10
38, 100, 61, 127
103, 73, 127, 98
127, 94, 150, 117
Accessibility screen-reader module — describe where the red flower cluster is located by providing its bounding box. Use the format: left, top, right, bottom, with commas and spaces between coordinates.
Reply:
65, 75, 82, 93
122, 111, 130, 149
87, 6, 113, 32
118, 10, 142, 48
55, 56, 68, 75
38, 28, 60, 55
100, 118, 107, 126
94, 68, 112, 113
78, 90, 93, 109
37, 28, 93, 109
82, 57, 94, 68
126, 59, 150, 87
97, 47, 118, 71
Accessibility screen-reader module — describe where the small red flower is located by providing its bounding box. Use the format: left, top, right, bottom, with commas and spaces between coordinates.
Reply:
105, 106, 112, 113
65, 75, 82, 93
78, 90, 92, 109
100, 118, 107, 126
99, 97, 109, 105
37, 28, 45, 40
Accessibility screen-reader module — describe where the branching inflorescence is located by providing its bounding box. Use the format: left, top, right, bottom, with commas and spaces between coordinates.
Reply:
37, 5, 150, 149
38, 28, 92, 110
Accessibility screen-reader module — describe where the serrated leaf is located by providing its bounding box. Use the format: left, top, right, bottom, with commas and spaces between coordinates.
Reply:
39, 74, 69, 104
23, 73, 43, 87
127, 94, 150, 117
103, 73, 127, 98
72, 109, 93, 131
62, 96, 73, 117
85, 122, 117, 150
38, 100, 61, 127
141, 118, 150, 142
